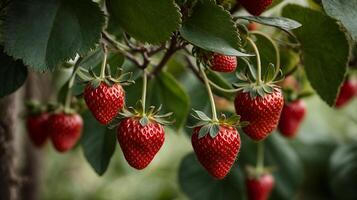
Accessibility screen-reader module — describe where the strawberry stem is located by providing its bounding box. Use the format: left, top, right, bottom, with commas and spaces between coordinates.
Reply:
100, 45, 108, 80
200, 67, 218, 121
256, 141, 265, 176
141, 70, 148, 113
247, 37, 262, 85
64, 57, 83, 112
251, 31, 281, 80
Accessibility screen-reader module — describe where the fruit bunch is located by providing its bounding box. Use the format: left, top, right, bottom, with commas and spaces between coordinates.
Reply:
26, 102, 83, 153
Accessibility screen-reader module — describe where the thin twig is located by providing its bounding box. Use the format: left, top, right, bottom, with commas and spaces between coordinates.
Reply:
150, 36, 178, 76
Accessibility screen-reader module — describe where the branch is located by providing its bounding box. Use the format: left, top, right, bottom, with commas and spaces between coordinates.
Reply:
101, 32, 145, 69
150, 36, 179, 76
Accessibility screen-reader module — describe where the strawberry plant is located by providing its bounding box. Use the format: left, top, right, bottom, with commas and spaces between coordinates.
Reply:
0, 0, 356, 199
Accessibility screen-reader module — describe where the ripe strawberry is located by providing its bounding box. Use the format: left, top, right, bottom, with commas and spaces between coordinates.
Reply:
335, 79, 357, 108
48, 113, 83, 152
26, 113, 49, 147
210, 54, 237, 73
234, 89, 284, 141
84, 82, 125, 125
117, 117, 165, 170
238, 0, 273, 16
191, 125, 241, 179
278, 100, 306, 138
246, 173, 275, 200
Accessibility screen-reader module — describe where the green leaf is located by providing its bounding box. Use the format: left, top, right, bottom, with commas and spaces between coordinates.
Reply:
282, 4, 350, 106
0, 49, 28, 97
329, 144, 357, 200
106, 0, 181, 44
180, 0, 251, 57
139, 116, 149, 126
322, 0, 357, 41
81, 111, 116, 176
178, 153, 245, 200
3, 0, 105, 71
239, 16, 302, 30
152, 72, 190, 130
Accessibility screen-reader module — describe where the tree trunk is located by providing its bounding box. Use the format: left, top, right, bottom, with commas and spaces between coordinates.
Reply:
20, 72, 51, 200
0, 93, 19, 200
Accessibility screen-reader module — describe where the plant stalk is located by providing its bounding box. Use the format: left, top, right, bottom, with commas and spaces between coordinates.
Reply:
64, 57, 83, 111
256, 141, 265, 175
100, 45, 108, 79
141, 70, 148, 113
200, 67, 218, 121
251, 31, 281, 79
247, 37, 262, 85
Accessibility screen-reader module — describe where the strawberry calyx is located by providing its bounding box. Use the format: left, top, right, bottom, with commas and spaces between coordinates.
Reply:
190, 109, 248, 139
78, 66, 134, 89
111, 101, 173, 128
233, 69, 282, 99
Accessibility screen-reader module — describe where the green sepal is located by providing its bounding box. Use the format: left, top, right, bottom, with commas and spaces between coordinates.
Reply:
198, 125, 211, 139
90, 79, 101, 89
209, 124, 220, 138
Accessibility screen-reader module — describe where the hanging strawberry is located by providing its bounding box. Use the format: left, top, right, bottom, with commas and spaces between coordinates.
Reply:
79, 46, 134, 125
234, 38, 284, 141
112, 71, 172, 170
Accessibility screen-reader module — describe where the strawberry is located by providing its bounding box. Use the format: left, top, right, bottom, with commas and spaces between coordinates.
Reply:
192, 125, 241, 179
246, 173, 275, 200
117, 117, 165, 170
26, 113, 49, 147
48, 113, 83, 152
234, 89, 284, 141
238, 0, 273, 16
335, 79, 357, 108
210, 54, 237, 73
84, 82, 125, 125
278, 99, 306, 138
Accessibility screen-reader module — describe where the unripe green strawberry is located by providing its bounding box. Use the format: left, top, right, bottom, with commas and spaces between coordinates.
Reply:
210, 54, 237, 73
234, 89, 284, 141
117, 117, 165, 170
84, 82, 125, 124
246, 173, 275, 200
191, 125, 241, 179
278, 99, 306, 138
238, 0, 273, 16
26, 113, 50, 147
48, 113, 83, 152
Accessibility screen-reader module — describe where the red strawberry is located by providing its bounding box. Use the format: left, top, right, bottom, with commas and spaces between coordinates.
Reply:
335, 79, 357, 108
191, 125, 241, 179
84, 82, 125, 125
278, 100, 306, 138
48, 113, 83, 153
117, 117, 165, 170
246, 173, 275, 200
238, 0, 273, 16
248, 22, 258, 31
26, 113, 49, 147
234, 89, 284, 141
210, 54, 237, 73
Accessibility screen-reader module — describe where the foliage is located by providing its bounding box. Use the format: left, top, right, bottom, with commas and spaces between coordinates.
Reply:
0, 0, 356, 199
